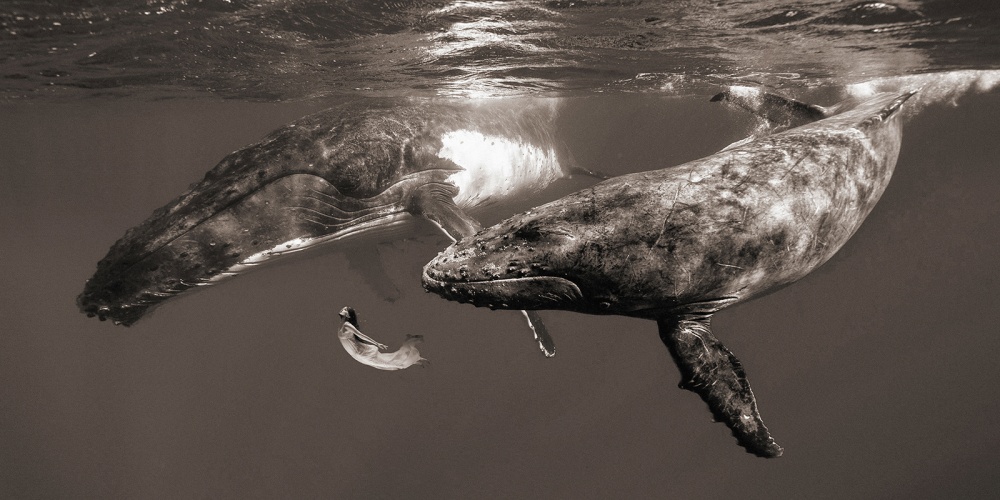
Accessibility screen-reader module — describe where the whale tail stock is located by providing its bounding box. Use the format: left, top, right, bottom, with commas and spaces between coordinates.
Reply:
657, 301, 783, 458
871, 89, 918, 122
712, 87, 918, 128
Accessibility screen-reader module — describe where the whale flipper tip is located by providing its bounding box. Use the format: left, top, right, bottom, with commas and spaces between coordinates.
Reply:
522, 310, 556, 358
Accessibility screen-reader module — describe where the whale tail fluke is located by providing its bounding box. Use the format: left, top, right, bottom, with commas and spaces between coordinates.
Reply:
657, 314, 783, 458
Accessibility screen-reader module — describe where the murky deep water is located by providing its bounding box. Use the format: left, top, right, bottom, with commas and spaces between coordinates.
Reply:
2, 1, 1000, 498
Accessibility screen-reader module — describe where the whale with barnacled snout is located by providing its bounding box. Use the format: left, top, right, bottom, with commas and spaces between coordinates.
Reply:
423, 90, 916, 457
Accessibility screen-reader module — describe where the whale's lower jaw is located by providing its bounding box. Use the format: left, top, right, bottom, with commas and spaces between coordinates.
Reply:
421, 271, 585, 311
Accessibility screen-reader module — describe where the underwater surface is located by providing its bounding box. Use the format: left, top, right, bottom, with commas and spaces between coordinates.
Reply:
2, 0, 1000, 498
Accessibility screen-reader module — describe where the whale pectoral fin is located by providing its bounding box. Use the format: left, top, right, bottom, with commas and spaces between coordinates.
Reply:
712, 89, 829, 127
522, 310, 556, 358
407, 182, 481, 242
657, 314, 783, 458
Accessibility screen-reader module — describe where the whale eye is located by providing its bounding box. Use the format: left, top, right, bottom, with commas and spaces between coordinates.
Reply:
593, 295, 617, 310
595, 297, 617, 309
513, 222, 545, 241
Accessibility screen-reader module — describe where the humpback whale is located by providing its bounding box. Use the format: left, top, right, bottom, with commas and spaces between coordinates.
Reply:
78, 98, 597, 356
422, 90, 916, 457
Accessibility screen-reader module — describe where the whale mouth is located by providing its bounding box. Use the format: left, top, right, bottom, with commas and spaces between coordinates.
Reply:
421, 267, 584, 310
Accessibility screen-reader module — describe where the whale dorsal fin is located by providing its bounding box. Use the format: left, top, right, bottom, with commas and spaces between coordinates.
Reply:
712, 88, 836, 151
712, 88, 830, 127
657, 310, 783, 458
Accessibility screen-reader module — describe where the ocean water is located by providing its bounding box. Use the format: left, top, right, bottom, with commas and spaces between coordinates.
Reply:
2, 1, 1000, 498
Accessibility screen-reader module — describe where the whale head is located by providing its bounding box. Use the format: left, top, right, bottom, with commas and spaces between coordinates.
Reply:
421, 180, 678, 319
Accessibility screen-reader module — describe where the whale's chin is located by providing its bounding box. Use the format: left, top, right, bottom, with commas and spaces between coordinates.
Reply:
421, 271, 585, 311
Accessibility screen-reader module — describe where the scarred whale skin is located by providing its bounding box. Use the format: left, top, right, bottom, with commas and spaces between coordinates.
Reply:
422, 91, 915, 457
77, 98, 578, 328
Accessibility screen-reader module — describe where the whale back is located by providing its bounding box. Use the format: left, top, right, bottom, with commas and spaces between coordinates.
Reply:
644, 91, 910, 308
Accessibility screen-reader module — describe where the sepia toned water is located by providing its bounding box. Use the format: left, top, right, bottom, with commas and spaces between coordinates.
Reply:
2, 1, 1000, 498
